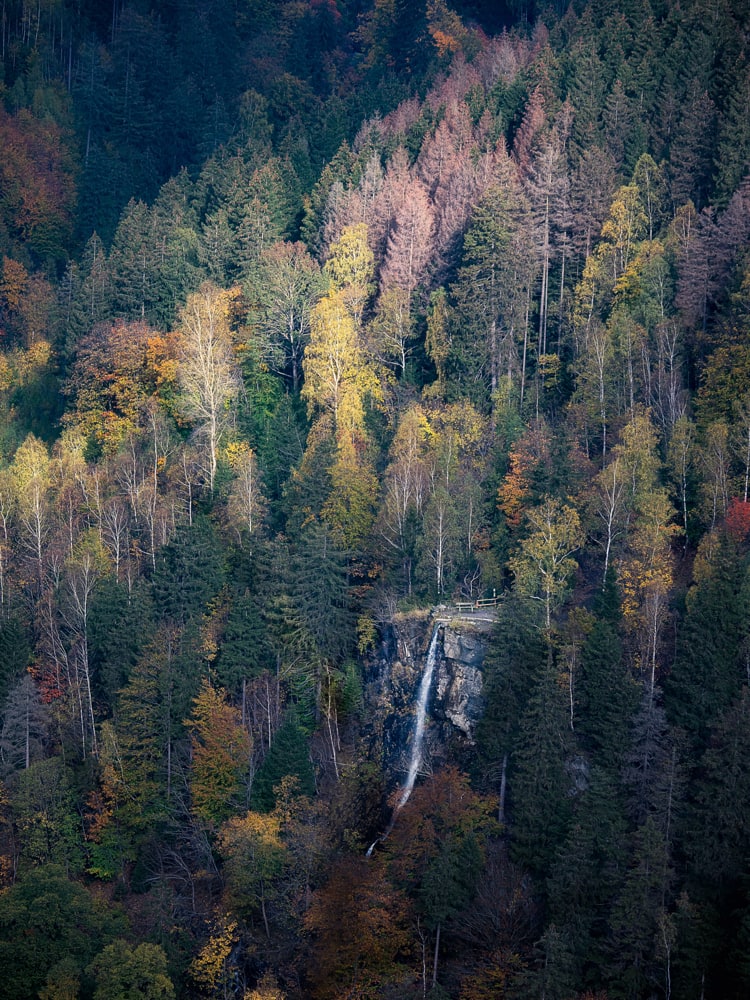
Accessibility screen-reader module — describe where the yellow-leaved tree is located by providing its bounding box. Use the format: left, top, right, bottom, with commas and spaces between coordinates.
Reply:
186, 680, 251, 827
10, 432, 52, 589
301, 282, 383, 550
217, 810, 288, 939
323, 222, 375, 327
613, 410, 680, 694
189, 916, 239, 997
302, 290, 380, 425
509, 496, 584, 632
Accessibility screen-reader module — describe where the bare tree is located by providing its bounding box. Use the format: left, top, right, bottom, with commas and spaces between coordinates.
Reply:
177, 283, 241, 493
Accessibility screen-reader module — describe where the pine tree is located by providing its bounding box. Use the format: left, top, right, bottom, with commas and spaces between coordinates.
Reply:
108, 199, 156, 322
607, 816, 674, 1000
0, 615, 32, 707
545, 767, 629, 990
215, 589, 271, 699
251, 709, 315, 813
450, 172, 534, 411
291, 520, 354, 665
578, 573, 639, 772
666, 534, 750, 752
685, 687, 750, 894
474, 595, 544, 814
89, 576, 152, 707
510, 648, 574, 877
713, 66, 750, 208
151, 516, 225, 625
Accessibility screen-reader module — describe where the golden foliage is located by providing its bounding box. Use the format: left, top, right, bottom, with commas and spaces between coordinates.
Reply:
497, 447, 532, 528
1, 257, 28, 313
323, 223, 374, 325
509, 496, 584, 628
245, 972, 286, 1000
458, 949, 524, 999
187, 679, 251, 826
189, 916, 239, 993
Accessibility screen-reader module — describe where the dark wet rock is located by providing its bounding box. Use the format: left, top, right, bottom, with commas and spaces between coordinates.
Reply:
362, 611, 490, 784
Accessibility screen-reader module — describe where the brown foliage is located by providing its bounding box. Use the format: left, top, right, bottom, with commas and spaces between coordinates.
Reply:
303, 855, 412, 999
0, 105, 76, 260
64, 320, 177, 452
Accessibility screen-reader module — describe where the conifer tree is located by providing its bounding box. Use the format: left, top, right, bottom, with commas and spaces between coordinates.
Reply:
666, 533, 750, 751
510, 647, 573, 878
151, 516, 225, 625
251, 709, 315, 813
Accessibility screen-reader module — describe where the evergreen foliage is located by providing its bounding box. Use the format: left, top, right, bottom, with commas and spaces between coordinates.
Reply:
0, 1, 750, 995
250, 709, 315, 813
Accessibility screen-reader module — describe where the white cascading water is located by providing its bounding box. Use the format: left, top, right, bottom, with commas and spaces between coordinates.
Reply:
397, 623, 440, 808
367, 623, 441, 856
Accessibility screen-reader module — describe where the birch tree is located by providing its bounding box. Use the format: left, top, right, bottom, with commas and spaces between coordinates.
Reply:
510, 496, 584, 632
177, 283, 241, 493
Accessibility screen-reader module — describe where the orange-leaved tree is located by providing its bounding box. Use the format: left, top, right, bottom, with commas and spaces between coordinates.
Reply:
303, 853, 412, 999
187, 679, 251, 827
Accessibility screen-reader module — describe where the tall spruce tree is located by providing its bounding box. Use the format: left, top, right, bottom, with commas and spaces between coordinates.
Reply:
666, 533, 750, 752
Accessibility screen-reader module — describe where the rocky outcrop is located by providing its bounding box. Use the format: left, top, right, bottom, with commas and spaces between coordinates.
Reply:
435, 620, 491, 741
435, 659, 484, 739
363, 611, 491, 782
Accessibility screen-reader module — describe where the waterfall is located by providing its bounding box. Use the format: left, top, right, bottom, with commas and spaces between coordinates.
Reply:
367, 623, 441, 856
397, 623, 440, 808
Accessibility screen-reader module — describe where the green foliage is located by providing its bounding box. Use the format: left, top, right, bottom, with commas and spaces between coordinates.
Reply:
474, 595, 545, 788
215, 589, 271, 696
545, 766, 629, 986
685, 687, 750, 893
666, 535, 750, 750
151, 516, 225, 624
12, 758, 83, 873
0, 614, 31, 705
291, 520, 354, 664
607, 816, 673, 999
448, 174, 532, 411
2, 2, 750, 995
89, 577, 153, 706
577, 576, 640, 771
510, 647, 574, 877
89, 939, 175, 1000
251, 709, 315, 813
419, 832, 482, 929
0, 866, 126, 1000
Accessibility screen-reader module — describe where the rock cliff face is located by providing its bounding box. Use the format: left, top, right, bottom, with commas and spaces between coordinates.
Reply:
363, 611, 492, 783
436, 625, 488, 739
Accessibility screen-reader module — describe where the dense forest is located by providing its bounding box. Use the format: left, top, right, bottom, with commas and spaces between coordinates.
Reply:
1, 0, 750, 996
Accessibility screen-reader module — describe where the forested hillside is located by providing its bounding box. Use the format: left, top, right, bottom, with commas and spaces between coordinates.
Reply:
1, 0, 750, 997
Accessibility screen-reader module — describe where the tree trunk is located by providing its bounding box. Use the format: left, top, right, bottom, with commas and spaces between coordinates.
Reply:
432, 922, 441, 988
498, 753, 507, 824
